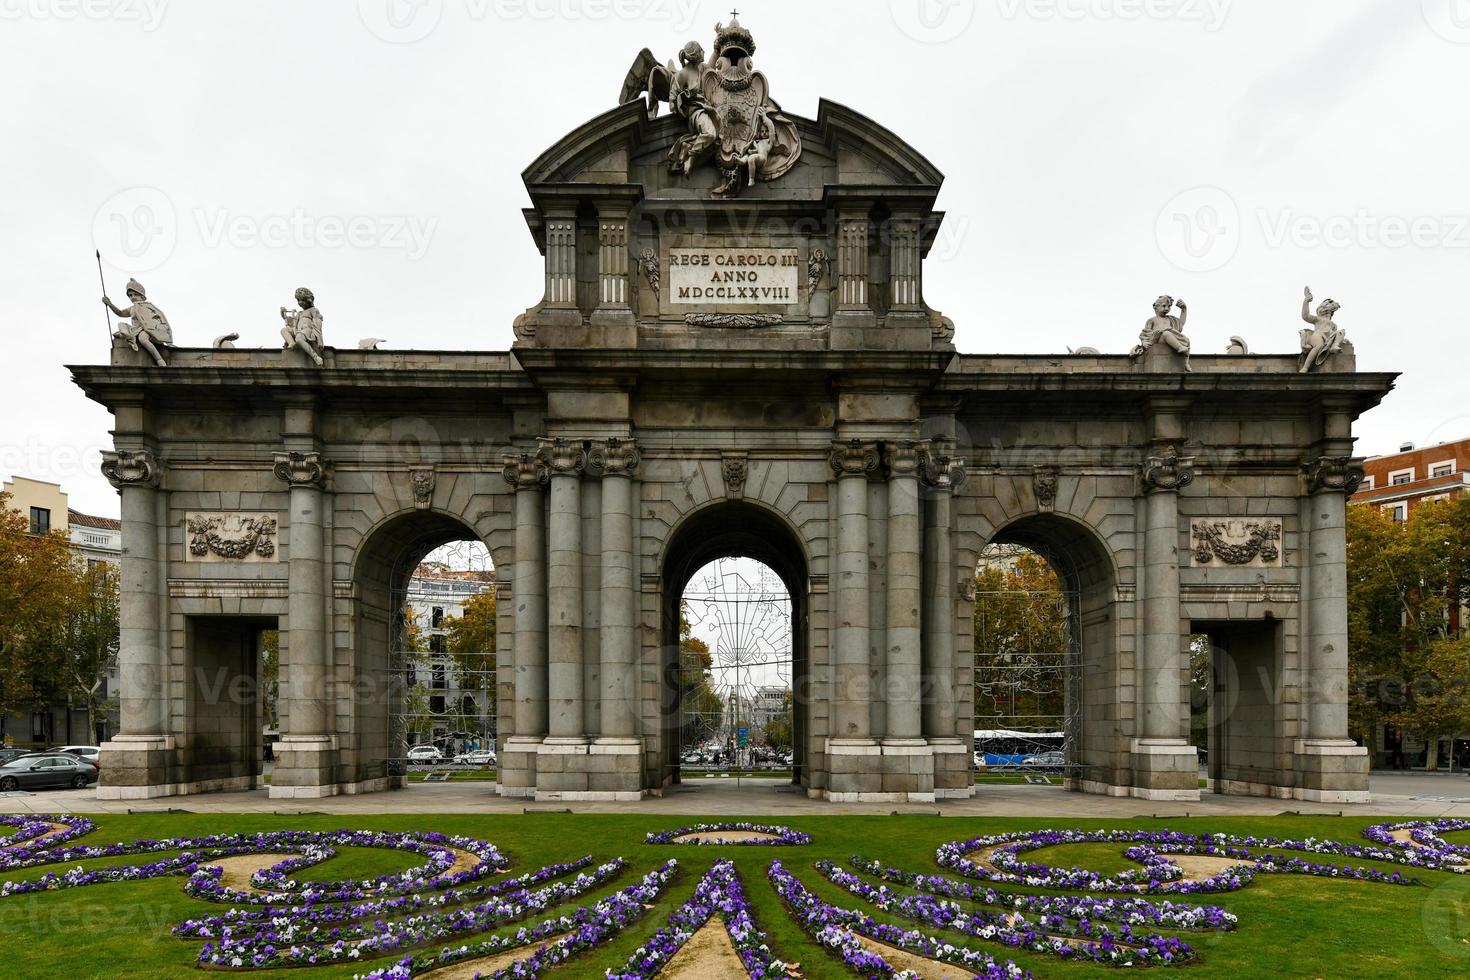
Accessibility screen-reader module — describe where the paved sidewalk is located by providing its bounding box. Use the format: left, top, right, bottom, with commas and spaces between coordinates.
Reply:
2, 772, 1467, 818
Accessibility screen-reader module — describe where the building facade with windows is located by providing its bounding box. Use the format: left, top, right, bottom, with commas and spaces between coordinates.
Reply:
0, 477, 122, 748
1352, 438, 1469, 520
403, 567, 497, 755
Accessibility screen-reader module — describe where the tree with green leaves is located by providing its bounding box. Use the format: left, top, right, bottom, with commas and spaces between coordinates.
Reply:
443, 589, 496, 692
972, 549, 1068, 729
761, 689, 793, 753
678, 608, 723, 748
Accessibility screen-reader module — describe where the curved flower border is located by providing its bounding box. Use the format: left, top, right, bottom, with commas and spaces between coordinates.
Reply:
645, 822, 810, 846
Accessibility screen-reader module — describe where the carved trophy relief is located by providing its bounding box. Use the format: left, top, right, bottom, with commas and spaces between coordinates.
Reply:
1190, 519, 1284, 568
186, 513, 280, 562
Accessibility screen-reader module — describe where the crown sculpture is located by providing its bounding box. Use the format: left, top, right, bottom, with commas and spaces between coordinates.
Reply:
622, 13, 801, 198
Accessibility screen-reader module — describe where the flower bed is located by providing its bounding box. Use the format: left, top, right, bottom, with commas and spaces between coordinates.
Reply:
938, 829, 1423, 893
768, 859, 1031, 979
0, 814, 93, 856
607, 858, 794, 979
817, 859, 1194, 966
355, 859, 680, 979
645, 822, 810, 846
847, 854, 1238, 930
1363, 819, 1470, 870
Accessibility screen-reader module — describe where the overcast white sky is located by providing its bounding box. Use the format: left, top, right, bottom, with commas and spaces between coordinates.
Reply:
4, 0, 1469, 516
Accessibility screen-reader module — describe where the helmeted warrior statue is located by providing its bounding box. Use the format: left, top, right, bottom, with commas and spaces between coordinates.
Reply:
629, 14, 801, 198
280, 286, 324, 367
102, 278, 172, 367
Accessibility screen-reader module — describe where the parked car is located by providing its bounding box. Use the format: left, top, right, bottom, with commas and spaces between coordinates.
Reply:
454, 749, 496, 766
53, 745, 101, 768
1021, 751, 1066, 769
0, 748, 29, 766
406, 745, 443, 766
0, 753, 99, 791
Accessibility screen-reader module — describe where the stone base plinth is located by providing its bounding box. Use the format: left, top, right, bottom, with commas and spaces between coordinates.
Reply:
531, 737, 645, 801
497, 736, 542, 797
1128, 738, 1201, 801
930, 738, 974, 799
268, 736, 339, 799
822, 737, 939, 802
1292, 739, 1370, 803
96, 736, 179, 799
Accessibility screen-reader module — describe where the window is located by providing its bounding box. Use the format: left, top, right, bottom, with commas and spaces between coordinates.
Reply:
1359, 475, 1375, 491
1389, 468, 1414, 486
432, 660, 447, 690
429, 634, 445, 653
431, 607, 444, 628
1384, 502, 1408, 522
1430, 461, 1455, 479
28, 507, 50, 534
430, 695, 446, 715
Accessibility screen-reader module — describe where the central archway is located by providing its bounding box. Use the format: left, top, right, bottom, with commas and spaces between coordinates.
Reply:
658, 501, 810, 792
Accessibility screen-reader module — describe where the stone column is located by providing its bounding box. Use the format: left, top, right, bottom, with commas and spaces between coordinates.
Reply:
827, 439, 880, 798
270, 450, 336, 798
835, 215, 869, 310
538, 437, 590, 797
921, 447, 969, 797
1132, 451, 1200, 799
888, 217, 922, 310
881, 441, 933, 799
1297, 453, 1370, 801
595, 213, 630, 312
98, 449, 172, 799
499, 451, 547, 797
591, 438, 643, 798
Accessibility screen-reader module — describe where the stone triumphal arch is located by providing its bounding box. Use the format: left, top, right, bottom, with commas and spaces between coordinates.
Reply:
76, 17, 1392, 804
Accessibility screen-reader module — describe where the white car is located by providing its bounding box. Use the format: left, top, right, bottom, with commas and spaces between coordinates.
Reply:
455, 749, 496, 766
54, 745, 101, 768
406, 745, 443, 765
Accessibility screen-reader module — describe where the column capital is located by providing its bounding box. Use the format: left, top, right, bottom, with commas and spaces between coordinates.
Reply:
1140, 453, 1195, 494
918, 445, 966, 493
883, 439, 924, 479
1302, 455, 1365, 494
537, 436, 587, 477
273, 450, 326, 488
101, 448, 160, 490
830, 438, 880, 479
502, 451, 549, 491
587, 437, 639, 479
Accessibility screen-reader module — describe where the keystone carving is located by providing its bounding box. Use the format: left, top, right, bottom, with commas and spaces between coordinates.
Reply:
1140, 454, 1195, 494
187, 513, 279, 561
1033, 465, 1059, 512
100, 448, 160, 489
1191, 519, 1282, 567
408, 466, 436, 509
272, 451, 326, 488
587, 438, 640, 479
501, 452, 549, 491
721, 453, 747, 497
1303, 455, 1365, 494
829, 439, 880, 479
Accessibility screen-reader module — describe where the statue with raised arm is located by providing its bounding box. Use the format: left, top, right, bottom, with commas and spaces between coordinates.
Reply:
1298, 286, 1344, 373
280, 286, 324, 367
1132, 295, 1191, 371
102, 278, 172, 367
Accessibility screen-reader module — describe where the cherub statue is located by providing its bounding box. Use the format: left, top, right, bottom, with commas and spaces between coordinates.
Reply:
734, 104, 776, 190
102, 278, 172, 367
1132, 295, 1191, 371
280, 286, 324, 367
1298, 286, 1343, 373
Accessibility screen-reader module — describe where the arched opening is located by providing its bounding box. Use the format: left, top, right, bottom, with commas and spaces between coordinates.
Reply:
659, 501, 809, 792
350, 512, 496, 790
974, 514, 1117, 790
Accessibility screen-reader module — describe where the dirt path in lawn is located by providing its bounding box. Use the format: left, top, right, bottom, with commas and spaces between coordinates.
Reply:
207, 853, 304, 893
854, 933, 979, 979
0, 821, 71, 851
672, 830, 781, 844
1164, 854, 1257, 882
658, 918, 748, 978
416, 931, 574, 980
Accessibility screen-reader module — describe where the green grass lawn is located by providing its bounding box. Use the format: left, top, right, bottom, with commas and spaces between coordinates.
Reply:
1, 812, 1465, 978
